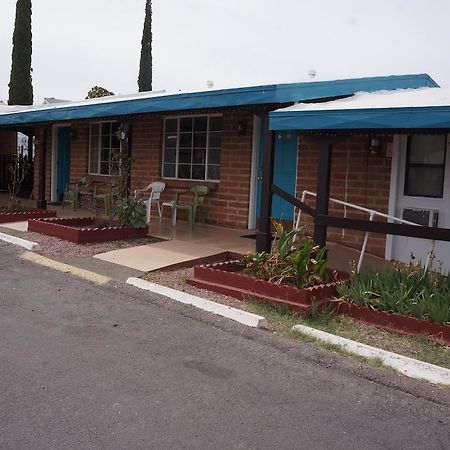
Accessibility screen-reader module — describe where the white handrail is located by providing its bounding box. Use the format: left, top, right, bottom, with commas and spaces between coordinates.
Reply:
294, 190, 433, 272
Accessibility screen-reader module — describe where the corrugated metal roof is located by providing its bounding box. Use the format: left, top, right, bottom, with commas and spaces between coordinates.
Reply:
0, 74, 437, 127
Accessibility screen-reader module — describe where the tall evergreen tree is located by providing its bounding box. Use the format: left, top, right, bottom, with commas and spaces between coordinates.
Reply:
138, 0, 152, 92
8, 0, 33, 105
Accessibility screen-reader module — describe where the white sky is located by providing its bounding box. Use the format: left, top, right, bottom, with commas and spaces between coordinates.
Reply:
0, 0, 449, 104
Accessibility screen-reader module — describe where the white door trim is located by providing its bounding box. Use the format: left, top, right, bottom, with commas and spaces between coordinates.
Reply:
387, 133, 450, 270
51, 123, 71, 202
248, 115, 261, 230
385, 134, 405, 260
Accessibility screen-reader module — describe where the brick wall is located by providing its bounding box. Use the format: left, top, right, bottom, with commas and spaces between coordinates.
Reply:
128, 110, 254, 228
37, 110, 255, 228
0, 130, 17, 155
296, 135, 393, 257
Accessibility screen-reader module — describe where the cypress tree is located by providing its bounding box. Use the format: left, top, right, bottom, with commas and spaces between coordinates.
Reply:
8, 0, 33, 105
138, 0, 152, 92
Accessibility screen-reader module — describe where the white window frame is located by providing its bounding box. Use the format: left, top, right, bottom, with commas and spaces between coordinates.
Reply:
88, 120, 121, 176
161, 113, 222, 182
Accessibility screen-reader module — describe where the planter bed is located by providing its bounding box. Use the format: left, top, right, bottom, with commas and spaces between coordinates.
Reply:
0, 208, 56, 224
336, 301, 450, 345
187, 260, 348, 314
188, 261, 450, 345
28, 217, 148, 244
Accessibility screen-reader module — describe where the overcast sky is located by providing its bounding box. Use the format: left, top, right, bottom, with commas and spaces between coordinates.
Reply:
0, 0, 449, 103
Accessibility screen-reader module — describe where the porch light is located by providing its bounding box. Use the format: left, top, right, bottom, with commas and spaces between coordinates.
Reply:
116, 127, 128, 141
237, 120, 247, 136
369, 137, 380, 155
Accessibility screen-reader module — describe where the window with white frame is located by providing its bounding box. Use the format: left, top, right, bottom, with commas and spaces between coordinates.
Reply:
89, 122, 121, 175
162, 115, 222, 181
404, 134, 447, 198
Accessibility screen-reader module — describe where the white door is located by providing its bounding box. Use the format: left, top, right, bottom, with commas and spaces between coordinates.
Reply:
390, 134, 450, 273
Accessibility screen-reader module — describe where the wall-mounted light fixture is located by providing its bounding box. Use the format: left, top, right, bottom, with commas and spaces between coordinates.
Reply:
116, 125, 128, 142
369, 137, 380, 156
237, 120, 247, 136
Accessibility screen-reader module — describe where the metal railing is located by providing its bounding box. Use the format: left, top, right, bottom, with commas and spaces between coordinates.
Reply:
293, 190, 432, 272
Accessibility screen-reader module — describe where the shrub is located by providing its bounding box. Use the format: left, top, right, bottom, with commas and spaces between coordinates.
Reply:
242, 221, 329, 289
337, 261, 450, 324
116, 197, 146, 228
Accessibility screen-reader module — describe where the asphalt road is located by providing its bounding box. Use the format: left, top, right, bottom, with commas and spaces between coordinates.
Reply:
1, 243, 449, 450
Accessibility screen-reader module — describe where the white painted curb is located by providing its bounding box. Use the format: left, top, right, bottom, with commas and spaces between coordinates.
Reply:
126, 277, 268, 329
292, 324, 450, 385
0, 232, 40, 251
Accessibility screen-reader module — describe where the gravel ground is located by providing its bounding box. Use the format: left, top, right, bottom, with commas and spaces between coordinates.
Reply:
19, 230, 162, 258
144, 266, 245, 309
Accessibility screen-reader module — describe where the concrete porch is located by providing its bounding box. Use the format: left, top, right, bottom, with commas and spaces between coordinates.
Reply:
0, 194, 390, 273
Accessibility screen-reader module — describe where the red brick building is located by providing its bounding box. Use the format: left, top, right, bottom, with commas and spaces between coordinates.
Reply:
0, 74, 440, 264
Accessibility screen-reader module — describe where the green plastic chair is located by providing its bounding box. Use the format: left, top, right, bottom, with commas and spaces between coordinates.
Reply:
62, 175, 93, 210
93, 180, 120, 216
170, 185, 210, 231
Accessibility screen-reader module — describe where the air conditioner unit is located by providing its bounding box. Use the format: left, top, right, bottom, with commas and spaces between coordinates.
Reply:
402, 208, 439, 228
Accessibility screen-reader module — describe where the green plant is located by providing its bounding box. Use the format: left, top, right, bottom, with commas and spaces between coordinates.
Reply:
337, 259, 450, 324
8, 0, 33, 106
116, 197, 146, 228
242, 221, 329, 289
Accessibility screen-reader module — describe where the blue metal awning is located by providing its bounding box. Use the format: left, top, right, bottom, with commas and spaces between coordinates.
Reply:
270, 106, 450, 131
269, 84, 450, 132
0, 73, 438, 127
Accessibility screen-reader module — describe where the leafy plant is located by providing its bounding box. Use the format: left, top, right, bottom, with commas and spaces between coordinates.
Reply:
337, 258, 450, 324
242, 221, 329, 289
116, 197, 146, 228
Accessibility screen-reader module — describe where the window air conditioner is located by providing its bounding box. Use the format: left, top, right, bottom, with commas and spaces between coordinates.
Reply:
402, 208, 439, 228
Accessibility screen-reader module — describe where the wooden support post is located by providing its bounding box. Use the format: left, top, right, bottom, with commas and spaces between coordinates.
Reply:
256, 116, 275, 253
313, 137, 336, 247
36, 128, 47, 209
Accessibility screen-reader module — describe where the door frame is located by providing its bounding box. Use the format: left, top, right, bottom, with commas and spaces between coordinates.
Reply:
51, 123, 71, 202
248, 115, 261, 230
386, 133, 450, 261
248, 119, 299, 229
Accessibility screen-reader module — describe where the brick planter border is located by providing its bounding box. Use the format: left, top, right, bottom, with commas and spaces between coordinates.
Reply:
187, 260, 348, 314
188, 260, 450, 345
336, 301, 450, 345
0, 208, 56, 224
28, 217, 149, 244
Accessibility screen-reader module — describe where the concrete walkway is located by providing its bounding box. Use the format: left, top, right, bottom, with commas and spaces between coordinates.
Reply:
94, 219, 254, 272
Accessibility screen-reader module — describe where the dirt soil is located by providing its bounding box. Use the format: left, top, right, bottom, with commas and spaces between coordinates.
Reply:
19, 230, 163, 258
144, 266, 245, 309
0, 206, 32, 213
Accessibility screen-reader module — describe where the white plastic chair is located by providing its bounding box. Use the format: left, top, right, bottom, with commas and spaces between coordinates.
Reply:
134, 181, 166, 224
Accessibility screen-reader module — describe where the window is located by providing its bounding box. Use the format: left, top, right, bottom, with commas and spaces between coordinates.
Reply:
162, 115, 222, 181
89, 122, 121, 175
404, 134, 447, 198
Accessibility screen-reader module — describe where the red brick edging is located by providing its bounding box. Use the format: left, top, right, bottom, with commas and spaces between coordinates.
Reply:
0, 208, 56, 224
188, 261, 450, 345
187, 261, 348, 314
336, 301, 450, 345
28, 217, 149, 243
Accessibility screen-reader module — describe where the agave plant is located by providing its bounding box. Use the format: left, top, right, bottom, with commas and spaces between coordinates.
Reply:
243, 221, 329, 289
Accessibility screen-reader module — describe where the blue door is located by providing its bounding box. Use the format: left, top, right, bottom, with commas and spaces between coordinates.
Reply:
57, 127, 71, 202
256, 130, 298, 221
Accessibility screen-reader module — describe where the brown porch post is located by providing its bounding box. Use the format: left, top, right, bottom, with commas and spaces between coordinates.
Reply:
36, 127, 47, 209
313, 137, 336, 247
256, 115, 275, 253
